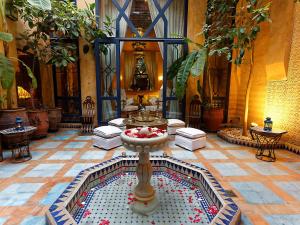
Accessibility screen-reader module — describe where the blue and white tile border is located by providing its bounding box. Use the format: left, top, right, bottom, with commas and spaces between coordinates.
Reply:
46, 155, 241, 225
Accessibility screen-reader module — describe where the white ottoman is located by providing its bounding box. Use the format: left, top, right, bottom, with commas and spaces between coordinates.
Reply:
167, 119, 185, 135
93, 126, 122, 150
175, 128, 206, 151
108, 118, 126, 130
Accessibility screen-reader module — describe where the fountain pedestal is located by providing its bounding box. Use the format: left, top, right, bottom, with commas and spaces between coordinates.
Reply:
120, 129, 168, 215
132, 151, 159, 215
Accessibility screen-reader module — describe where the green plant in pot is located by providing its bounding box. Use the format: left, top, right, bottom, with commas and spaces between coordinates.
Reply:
168, 0, 270, 132
13, 0, 112, 132
0, 0, 41, 131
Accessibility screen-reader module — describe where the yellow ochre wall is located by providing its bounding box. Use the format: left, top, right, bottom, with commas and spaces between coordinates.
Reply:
228, 1, 299, 146
265, 3, 300, 146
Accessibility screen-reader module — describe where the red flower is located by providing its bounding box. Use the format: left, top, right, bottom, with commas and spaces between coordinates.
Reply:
76, 200, 84, 208
82, 192, 88, 197
83, 210, 91, 218
148, 127, 152, 132
208, 205, 218, 215
99, 219, 110, 225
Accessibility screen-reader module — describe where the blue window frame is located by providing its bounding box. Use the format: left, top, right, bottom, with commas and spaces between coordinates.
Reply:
95, 0, 188, 124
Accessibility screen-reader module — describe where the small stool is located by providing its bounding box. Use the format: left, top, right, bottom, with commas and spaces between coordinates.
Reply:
175, 128, 206, 151
167, 119, 185, 135
108, 118, 126, 130
93, 126, 122, 150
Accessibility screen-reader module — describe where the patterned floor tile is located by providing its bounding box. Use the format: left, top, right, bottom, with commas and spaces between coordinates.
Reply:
226, 150, 254, 159
51, 135, 72, 141
24, 164, 64, 177
64, 163, 97, 177
214, 138, 239, 148
212, 163, 249, 176
81, 150, 107, 160
191, 162, 206, 169
31, 151, 48, 160
64, 141, 87, 149
36, 141, 63, 149
40, 183, 69, 205
47, 151, 78, 160
204, 141, 214, 149
230, 182, 284, 204
246, 162, 287, 175
20, 216, 45, 225
241, 214, 253, 225
264, 214, 300, 225
171, 150, 198, 160
0, 164, 28, 178
75, 136, 93, 140
200, 150, 228, 159
0, 218, 7, 225
62, 130, 78, 135
275, 181, 300, 201
282, 162, 300, 174
0, 183, 44, 206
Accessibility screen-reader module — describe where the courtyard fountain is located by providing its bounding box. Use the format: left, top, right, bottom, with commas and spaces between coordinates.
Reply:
46, 127, 240, 225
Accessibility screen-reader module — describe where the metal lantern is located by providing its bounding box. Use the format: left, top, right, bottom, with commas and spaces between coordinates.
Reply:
15, 117, 24, 131
263, 117, 273, 131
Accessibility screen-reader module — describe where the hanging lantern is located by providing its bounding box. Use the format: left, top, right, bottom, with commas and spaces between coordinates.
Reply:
15, 117, 24, 131
263, 117, 273, 131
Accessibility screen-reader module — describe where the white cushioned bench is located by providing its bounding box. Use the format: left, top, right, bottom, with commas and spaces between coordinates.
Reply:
175, 127, 206, 151
93, 126, 122, 150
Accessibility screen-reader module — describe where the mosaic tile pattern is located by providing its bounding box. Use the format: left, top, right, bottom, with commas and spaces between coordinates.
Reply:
78, 173, 211, 225
0, 129, 299, 224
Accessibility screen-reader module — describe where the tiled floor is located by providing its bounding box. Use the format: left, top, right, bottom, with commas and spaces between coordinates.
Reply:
0, 129, 299, 224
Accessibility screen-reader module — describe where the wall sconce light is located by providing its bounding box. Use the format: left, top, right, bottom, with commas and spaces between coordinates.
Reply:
263, 117, 273, 131
250, 122, 258, 127
158, 75, 163, 81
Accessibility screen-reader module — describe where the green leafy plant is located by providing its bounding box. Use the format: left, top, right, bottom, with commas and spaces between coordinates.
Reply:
168, 0, 271, 133
13, 0, 112, 67
0, 0, 39, 109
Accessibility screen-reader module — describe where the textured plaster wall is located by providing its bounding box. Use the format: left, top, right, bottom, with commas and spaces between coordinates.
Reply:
228, 1, 295, 133
186, 0, 206, 119
265, 3, 300, 146
77, 0, 98, 124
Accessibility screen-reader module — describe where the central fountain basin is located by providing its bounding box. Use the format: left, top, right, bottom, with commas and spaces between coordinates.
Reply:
46, 156, 240, 225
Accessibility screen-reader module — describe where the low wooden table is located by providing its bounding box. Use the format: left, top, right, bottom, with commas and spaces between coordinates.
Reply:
124, 116, 167, 130
250, 126, 287, 162
0, 126, 37, 163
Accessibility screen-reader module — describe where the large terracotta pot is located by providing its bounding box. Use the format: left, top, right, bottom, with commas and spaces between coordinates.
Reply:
0, 108, 29, 130
27, 109, 49, 138
48, 108, 62, 132
203, 108, 224, 132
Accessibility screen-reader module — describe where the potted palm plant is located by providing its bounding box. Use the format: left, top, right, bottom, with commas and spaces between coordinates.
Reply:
168, 0, 270, 132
